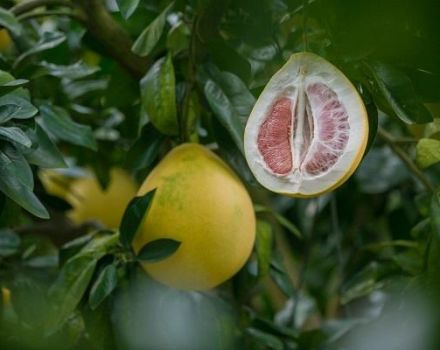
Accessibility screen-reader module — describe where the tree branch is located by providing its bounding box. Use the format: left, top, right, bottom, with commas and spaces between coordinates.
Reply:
75, 0, 150, 79
378, 127, 434, 193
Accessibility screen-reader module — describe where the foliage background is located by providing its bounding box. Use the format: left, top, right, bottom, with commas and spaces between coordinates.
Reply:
0, 0, 440, 349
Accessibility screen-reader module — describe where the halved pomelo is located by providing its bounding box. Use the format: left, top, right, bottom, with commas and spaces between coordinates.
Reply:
244, 52, 368, 197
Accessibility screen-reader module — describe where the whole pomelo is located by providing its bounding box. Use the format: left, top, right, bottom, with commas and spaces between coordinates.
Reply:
66, 168, 137, 228
133, 143, 256, 290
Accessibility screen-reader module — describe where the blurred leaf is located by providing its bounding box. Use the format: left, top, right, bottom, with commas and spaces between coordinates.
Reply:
0, 78, 29, 97
137, 238, 181, 262
366, 62, 432, 124
0, 229, 20, 257
166, 22, 190, 55
140, 55, 177, 135
3, 145, 33, 189
0, 8, 21, 35
48, 254, 98, 333
0, 126, 32, 148
38, 61, 99, 80
119, 189, 156, 248
270, 256, 295, 297
132, 2, 174, 57
63, 79, 108, 100
89, 263, 118, 310
255, 204, 302, 238
117, 0, 141, 19
15, 31, 66, 68
204, 79, 245, 153
0, 150, 48, 218
24, 124, 66, 168
40, 104, 97, 150
0, 93, 38, 123
255, 220, 273, 278
246, 327, 284, 350
431, 190, 440, 239
125, 123, 165, 170
416, 138, 440, 169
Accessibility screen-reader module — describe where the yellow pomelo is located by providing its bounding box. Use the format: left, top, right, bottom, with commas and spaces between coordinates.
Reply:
133, 143, 256, 290
0, 30, 12, 53
39, 169, 73, 199
66, 168, 137, 229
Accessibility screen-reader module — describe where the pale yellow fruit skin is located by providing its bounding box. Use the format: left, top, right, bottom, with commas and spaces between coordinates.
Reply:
67, 168, 137, 229
0, 30, 12, 53
133, 143, 256, 291
39, 169, 73, 199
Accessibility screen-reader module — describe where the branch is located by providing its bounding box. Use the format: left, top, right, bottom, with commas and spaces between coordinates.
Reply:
75, 0, 150, 79
11, 0, 73, 16
378, 127, 435, 193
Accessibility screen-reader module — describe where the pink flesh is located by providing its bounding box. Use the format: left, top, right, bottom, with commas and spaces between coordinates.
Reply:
304, 83, 350, 175
256, 82, 350, 177
257, 97, 293, 175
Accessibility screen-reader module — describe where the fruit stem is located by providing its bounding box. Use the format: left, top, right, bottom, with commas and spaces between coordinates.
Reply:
378, 127, 435, 193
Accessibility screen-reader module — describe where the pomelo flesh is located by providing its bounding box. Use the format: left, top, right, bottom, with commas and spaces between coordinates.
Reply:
245, 52, 368, 197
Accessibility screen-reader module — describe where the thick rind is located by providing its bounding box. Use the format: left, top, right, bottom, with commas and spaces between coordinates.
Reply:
244, 52, 369, 197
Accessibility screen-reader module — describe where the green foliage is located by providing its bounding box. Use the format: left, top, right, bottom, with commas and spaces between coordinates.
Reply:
0, 0, 440, 349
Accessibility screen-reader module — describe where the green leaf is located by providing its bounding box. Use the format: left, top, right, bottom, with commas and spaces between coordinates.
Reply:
366, 62, 432, 124
0, 78, 29, 97
137, 238, 181, 262
0, 150, 48, 218
255, 220, 273, 278
431, 191, 440, 239
125, 123, 165, 170
132, 2, 174, 57
63, 79, 108, 100
48, 254, 98, 333
38, 61, 99, 80
140, 55, 178, 135
119, 189, 157, 248
23, 124, 66, 168
0, 126, 32, 148
0, 94, 38, 123
14, 31, 66, 68
166, 22, 190, 55
0, 228, 20, 257
416, 138, 440, 169
3, 145, 34, 189
204, 79, 245, 153
88, 263, 118, 310
116, 0, 140, 19
0, 8, 21, 35
254, 204, 302, 238
40, 104, 97, 150
246, 327, 284, 350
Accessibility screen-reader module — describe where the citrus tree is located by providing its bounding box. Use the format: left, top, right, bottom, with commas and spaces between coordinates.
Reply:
0, 0, 440, 349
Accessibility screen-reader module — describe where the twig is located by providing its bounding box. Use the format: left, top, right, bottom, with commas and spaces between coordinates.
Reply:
11, 0, 73, 16
378, 127, 434, 193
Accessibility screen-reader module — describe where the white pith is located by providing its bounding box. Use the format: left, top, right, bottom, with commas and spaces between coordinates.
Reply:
244, 52, 368, 196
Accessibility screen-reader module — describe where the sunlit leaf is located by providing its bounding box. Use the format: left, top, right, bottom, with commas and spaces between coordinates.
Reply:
416, 138, 440, 169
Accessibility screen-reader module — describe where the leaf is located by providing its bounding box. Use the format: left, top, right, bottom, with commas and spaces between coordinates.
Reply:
116, 0, 141, 19
14, 31, 66, 68
3, 145, 34, 189
63, 79, 108, 100
246, 327, 284, 350
269, 256, 295, 297
0, 94, 38, 123
125, 123, 165, 170
0, 8, 21, 35
416, 138, 440, 169
137, 238, 181, 262
0, 126, 32, 148
48, 254, 98, 333
132, 2, 174, 57
140, 55, 178, 135
89, 263, 118, 310
119, 189, 157, 248
204, 79, 245, 153
255, 220, 273, 278
431, 191, 440, 239
0, 78, 29, 97
38, 61, 99, 80
0, 229, 20, 257
0, 150, 49, 218
254, 204, 302, 238
23, 123, 66, 168
366, 62, 432, 124
39, 104, 97, 150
